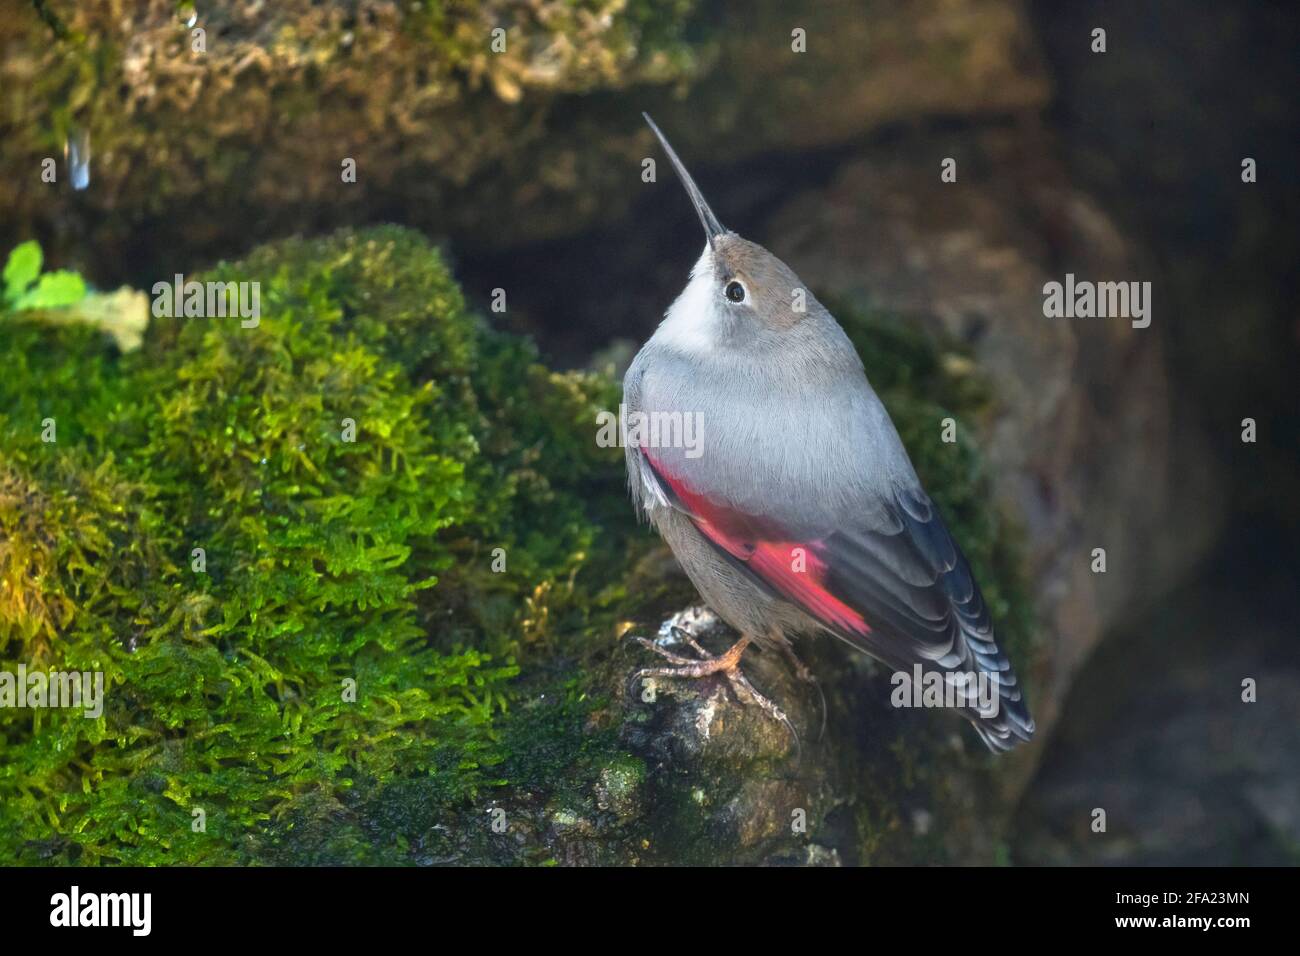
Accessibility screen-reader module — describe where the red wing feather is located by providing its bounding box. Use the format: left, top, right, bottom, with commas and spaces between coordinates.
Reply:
638, 448, 1035, 750
644, 454, 871, 636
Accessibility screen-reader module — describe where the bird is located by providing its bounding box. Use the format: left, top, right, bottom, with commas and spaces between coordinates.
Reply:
623, 114, 1035, 753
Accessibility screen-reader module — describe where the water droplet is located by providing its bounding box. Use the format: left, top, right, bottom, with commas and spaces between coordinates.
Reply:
178, 4, 198, 28
64, 126, 90, 191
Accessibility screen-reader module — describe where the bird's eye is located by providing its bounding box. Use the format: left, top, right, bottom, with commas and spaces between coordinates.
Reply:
724, 280, 746, 303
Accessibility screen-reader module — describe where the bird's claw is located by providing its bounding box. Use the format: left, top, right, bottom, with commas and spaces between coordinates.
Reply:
632, 636, 697, 666
627, 619, 801, 759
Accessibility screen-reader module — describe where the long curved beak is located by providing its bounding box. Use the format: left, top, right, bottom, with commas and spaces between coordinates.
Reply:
643, 112, 726, 249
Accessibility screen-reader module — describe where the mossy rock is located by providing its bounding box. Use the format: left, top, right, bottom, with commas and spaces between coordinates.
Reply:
0, 225, 642, 864
1, 1, 1047, 287
0, 226, 1033, 865
0, 0, 706, 285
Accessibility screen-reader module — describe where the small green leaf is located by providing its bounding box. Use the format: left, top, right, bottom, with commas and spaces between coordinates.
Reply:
13, 271, 87, 310
3, 240, 42, 302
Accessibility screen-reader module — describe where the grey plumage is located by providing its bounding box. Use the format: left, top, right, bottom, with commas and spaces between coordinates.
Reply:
626, 115, 1034, 752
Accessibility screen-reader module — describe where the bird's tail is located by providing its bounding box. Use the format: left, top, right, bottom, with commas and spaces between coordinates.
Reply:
968, 691, 1036, 753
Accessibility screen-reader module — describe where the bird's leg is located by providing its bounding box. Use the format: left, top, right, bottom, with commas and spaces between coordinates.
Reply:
631, 637, 698, 667
668, 624, 711, 659
776, 640, 827, 742
630, 630, 801, 754
776, 640, 814, 684
630, 605, 719, 665
721, 661, 793, 729
631, 633, 751, 680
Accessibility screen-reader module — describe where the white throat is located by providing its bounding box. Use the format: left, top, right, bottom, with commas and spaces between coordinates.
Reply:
651, 244, 721, 355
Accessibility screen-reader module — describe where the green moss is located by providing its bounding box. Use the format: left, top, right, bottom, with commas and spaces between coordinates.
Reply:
1, 1, 707, 282
250, 669, 648, 866
0, 226, 636, 865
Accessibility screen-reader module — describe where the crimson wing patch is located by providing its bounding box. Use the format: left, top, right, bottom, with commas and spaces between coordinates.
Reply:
637, 447, 1034, 747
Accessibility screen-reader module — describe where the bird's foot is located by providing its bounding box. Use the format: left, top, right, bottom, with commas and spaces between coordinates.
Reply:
631, 632, 750, 680
656, 605, 721, 647
776, 640, 827, 742
629, 629, 800, 755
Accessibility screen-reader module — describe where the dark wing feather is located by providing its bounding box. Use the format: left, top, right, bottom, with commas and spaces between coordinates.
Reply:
818, 487, 1034, 751
638, 451, 1034, 752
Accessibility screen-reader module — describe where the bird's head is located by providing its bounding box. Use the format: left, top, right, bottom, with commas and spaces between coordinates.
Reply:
643, 113, 817, 352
